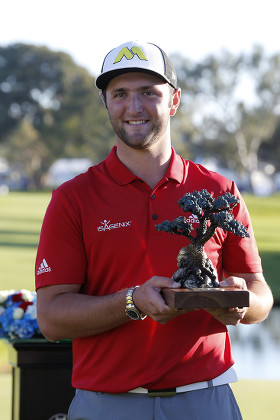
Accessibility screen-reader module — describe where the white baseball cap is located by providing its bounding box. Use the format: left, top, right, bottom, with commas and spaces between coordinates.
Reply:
95, 41, 177, 90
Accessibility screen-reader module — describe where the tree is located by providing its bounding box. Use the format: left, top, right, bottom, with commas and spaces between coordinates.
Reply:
171, 46, 280, 190
0, 44, 114, 188
1, 120, 48, 189
259, 121, 280, 171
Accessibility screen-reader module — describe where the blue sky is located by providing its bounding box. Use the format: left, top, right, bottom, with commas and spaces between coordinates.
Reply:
1, 0, 279, 77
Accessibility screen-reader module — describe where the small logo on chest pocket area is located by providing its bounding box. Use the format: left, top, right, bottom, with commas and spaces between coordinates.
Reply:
97, 219, 132, 232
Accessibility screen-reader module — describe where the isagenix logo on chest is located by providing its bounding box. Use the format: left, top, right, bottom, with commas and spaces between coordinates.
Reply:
97, 219, 132, 231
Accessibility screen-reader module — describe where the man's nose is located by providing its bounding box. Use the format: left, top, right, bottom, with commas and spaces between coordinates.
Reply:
127, 94, 143, 114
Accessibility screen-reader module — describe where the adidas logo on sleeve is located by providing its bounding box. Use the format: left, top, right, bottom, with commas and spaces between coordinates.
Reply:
37, 259, 51, 275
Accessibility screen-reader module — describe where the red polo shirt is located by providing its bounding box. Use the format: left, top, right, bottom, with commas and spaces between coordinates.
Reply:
35, 146, 262, 392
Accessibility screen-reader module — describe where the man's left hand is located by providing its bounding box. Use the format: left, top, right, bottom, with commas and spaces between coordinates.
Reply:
205, 276, 248, 326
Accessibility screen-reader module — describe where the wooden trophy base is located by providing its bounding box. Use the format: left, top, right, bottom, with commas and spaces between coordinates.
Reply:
162, 287, 249, 309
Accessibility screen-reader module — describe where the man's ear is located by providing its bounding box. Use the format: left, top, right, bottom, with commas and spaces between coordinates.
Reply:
170, 88, 181, 116
99, 92, 107, 109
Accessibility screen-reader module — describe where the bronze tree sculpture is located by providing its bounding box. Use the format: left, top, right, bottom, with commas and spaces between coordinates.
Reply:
155, 190, 250, 289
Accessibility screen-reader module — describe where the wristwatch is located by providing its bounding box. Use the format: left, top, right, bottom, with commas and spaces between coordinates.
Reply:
125, 286, 147, 320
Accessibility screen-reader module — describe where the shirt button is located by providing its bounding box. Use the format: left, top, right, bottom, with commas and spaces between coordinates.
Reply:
151, 194, 155, 200
152, 214, 158, 220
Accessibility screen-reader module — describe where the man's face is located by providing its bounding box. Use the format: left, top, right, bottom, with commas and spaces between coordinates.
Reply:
103, 72, 178, 151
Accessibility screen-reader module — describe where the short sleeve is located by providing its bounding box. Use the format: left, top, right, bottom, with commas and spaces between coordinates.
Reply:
35, 188, 87, 290
222, 182, 262, 274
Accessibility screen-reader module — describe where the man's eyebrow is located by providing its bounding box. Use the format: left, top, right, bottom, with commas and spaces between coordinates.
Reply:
111, 85, 159, 94
111, 87, 127, 93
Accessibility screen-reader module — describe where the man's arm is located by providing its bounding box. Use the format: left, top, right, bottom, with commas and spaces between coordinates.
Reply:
36, 277, 183, 342
205, 272, 274, 326
36, 283, 129, 342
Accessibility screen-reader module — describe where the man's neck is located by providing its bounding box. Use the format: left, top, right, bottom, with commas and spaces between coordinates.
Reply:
116, 142, 172, 189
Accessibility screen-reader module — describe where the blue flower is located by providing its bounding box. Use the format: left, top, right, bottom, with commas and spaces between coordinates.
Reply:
0, 290, 42, 340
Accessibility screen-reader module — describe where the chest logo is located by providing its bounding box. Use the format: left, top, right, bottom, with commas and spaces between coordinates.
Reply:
97, 219, 132, 232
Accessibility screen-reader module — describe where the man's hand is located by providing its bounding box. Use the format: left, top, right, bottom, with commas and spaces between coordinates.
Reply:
133, 276, 191, 324
204, 276, 248, 326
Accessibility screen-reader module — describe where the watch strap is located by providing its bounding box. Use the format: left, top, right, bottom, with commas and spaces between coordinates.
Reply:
125, 286, 146, 320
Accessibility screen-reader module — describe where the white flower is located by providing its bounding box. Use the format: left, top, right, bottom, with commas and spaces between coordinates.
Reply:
13, 307, 24, 319
0, 290, 13, 304
20, 289, 33, 301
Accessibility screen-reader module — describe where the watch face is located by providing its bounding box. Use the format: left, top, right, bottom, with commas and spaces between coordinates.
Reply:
126, 309, 141, 320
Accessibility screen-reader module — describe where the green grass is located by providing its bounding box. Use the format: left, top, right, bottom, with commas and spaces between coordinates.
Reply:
242, 193, 280, 253
242, 193, 280, 299
232, 380, 280, 419
0, 191, 51, 291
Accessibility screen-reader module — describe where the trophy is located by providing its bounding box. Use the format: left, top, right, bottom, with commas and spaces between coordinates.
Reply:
155, 190, 250, 309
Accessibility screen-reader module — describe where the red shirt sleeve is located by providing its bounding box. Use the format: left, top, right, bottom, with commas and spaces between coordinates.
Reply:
221, 182, 262, 274
35, 188, 87, 290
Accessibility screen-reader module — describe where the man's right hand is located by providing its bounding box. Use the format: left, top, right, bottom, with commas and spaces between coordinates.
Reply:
132, 276, 191, 324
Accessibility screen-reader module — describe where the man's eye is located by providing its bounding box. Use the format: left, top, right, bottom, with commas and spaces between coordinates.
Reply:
143, 90, 155, 96
112, 92, 126, 98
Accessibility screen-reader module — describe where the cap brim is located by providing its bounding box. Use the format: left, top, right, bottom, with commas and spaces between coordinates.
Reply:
95, 68, 174, 90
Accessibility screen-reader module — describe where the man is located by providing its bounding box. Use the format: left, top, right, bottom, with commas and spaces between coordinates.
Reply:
35, 41, 273, 419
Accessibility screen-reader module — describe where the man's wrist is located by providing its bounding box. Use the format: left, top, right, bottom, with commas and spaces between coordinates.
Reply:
125, 286, 146, 320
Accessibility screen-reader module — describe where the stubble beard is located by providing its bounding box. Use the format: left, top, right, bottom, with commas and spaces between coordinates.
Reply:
108, 114, 170, 151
